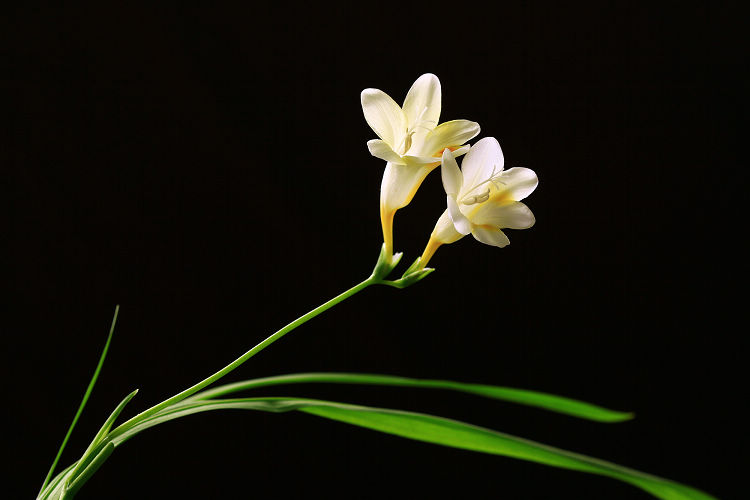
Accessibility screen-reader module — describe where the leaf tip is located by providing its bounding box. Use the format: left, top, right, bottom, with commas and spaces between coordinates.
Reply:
602, 411, 635, 423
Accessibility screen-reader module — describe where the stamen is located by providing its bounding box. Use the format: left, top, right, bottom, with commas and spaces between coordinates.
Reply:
461, 189, 490, 205
408, 106, 437, 135
460, 163, 506, 203
399, 106, 438, 155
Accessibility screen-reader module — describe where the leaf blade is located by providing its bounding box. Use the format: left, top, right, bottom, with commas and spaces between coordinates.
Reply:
37, 305, 120, 496
64, 389, 139, 489
296, 401, 711, 500
188, 372, 633, 422
109, 396, 713, 500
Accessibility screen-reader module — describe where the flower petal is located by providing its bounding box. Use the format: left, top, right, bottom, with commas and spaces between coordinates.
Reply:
380, 162, 433, 212
450, 144, 471, 158
367, 139, 406, 164
496, 167, 539, 201
471, 226, 511, 247
419, 119, 480, 158
472, 201, 536, 229
432, 209, 465, 245
459, 137, 504, 200
447, 195, 472, 235
361, 89, 407, 148
440, 148, 463, 196
402, 73, 441, 130
401, 155, 443, 166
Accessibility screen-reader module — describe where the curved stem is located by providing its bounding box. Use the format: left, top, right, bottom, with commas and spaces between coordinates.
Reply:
109, 275, 377, 440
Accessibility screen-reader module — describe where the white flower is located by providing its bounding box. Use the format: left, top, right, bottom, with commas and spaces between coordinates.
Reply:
418, 137, 538, 267
361, 73, 479, 167
361, 73, 480, 256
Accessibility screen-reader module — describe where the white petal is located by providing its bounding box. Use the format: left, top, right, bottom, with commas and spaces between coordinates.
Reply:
497, 167, 539, 201
380, 162, 433, 212
450, 144, 471, 158
472, 201, 536, 229
401, 154, 443, 166
440, 148, 462, 196
367, 139, 406, 164
402, 73, 441, 131
432, 210, 465, 245
471, 226, 511, 247
402, 146, 469, 166
418, 119, 481, 158
460, 137, 504, 199
447, 195, 472, 235
361, 89, 407, 148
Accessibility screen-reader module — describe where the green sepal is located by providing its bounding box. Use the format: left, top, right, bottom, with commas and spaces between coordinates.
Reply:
381, 257, 434, 288
402, 256, 422, 276
371, 243, 403, 280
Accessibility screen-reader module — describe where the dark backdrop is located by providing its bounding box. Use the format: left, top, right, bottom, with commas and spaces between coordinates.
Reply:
6, 3, 744, 499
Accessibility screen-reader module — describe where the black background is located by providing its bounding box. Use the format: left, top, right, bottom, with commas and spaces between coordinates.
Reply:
5, 3, 745, 499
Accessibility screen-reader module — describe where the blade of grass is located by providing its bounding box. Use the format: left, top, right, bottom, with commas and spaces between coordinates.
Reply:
105, 397, 713, 500
186, 372, 633, 422
37, 305, 120, 496
37, 462, 77, 500
294, 400, 712, 500
64, 389, 138, 490
60, 443, 115, 500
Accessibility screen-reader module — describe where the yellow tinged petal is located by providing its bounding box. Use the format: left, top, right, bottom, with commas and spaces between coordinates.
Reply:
472, 201, 536, 229
420, 119, 480, 157
432, 210, 465, 245
380, 205, 396, 257
380, 162, 434, 212
367, 139, 406, 164
450, 144, 471, 158
471, 226, 511, 247
361, 89, 407, 148
497, 167, 539, 202
402, 145, 469, 167
417, 235, 444, 270
401, 155, 443, 166
402, 73, 441, 130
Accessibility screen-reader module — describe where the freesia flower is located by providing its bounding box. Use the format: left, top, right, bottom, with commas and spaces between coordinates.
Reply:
417, 137, 538, 268
361, 74, 480, 258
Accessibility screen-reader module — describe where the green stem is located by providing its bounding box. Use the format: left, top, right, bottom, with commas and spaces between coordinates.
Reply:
108, 275, 377, 440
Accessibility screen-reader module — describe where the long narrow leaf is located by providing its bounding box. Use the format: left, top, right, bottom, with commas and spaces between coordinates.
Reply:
61, 443, 115, 500
187, 372, 633, 423
37, 463, 77, 500
107, 397, 712, 500
294, 401, 712, 500
65, 389, 138, 489
38, 305, 120, 496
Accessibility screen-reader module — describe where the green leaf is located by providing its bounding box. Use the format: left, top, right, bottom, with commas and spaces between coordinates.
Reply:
187, 372, 633, 423
109, 397, 713, 500
37, 463, 77, 500
61, 443, 115, 500
64, 389, 138, 490
38, 305, 120, 497
293, 400, 712, 500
